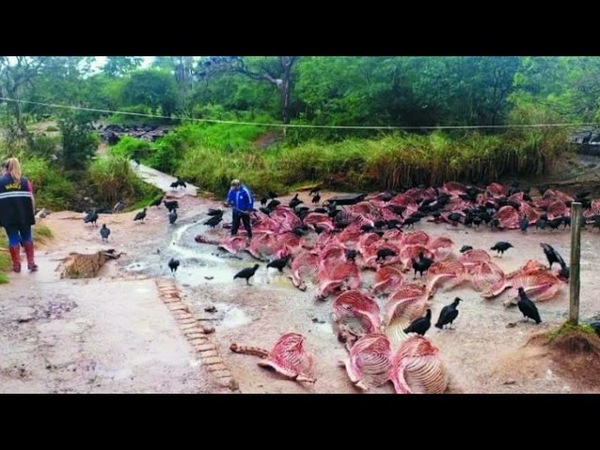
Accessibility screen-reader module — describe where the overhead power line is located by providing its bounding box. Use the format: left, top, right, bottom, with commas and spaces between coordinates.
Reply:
0, 96, 595, 131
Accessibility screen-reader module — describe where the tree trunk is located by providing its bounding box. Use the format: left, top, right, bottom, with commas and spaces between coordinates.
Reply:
278, 57, 297, 128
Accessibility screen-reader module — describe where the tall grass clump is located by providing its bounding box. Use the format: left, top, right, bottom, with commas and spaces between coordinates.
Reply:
362, 129, 567, 190
33, 224, 53, 243
109, 135, 156, 162
274, 139, 368, 189
168, 126, 569, 196
21, 156, 78, 210
88, 155, 161, 207
155, 120, 278, 192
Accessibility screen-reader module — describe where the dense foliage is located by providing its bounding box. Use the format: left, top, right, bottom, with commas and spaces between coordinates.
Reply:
0, 56, 593, 207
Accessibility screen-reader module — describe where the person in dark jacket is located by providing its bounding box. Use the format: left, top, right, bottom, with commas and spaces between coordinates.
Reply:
224, 179, 254, 240
0, 157, 38, 272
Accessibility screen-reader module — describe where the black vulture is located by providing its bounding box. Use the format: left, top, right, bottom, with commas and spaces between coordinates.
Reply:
100, 224, 111, 242
517, 287, 542, 324
490, 241, 513, 257
234, 264, 260, 285
435, 297, 462, 330
168, 257, 180, 274
403, 309, 432, 336
133, 208, 147, 222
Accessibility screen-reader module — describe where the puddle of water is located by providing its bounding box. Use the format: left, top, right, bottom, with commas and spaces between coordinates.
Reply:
120, 218, 306, 291
312, 322, 335, 336
220, 305, 252, 329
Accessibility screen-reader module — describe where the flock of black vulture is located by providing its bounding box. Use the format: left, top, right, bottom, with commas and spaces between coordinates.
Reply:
78, 175, 600, 339
403, 285, 542, 339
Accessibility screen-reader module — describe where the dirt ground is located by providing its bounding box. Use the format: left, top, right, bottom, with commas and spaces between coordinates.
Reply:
3, 152, 600, 394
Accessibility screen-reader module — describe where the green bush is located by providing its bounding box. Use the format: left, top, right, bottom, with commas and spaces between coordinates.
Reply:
58, 114, 100, 171
110, 135, 156, 162
21, 157, 78, 210
145, 120, 276, 175
88, 155, 160, 207
171, 128, 569, 195
26, 133, 60, 159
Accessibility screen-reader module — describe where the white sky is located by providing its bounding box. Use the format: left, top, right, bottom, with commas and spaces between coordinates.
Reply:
93, 56, 154, 70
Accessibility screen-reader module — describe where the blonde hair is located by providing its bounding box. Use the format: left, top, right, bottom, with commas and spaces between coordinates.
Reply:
5, 157, 22, 184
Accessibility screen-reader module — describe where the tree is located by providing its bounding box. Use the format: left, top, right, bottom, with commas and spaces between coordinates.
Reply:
0, 56, 45, 146
120, 69, 179, 118
25, 57, 98, 117
102, 57, 144, 78
57, 110, 99, 171
198, 56, 299, 125
151, 57, 197, 116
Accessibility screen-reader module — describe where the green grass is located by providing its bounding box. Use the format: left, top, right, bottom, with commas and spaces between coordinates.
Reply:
167, 127, 568, 197
0, 252, 11, 271
545, 321, 598, 342
34, 224, 53, 243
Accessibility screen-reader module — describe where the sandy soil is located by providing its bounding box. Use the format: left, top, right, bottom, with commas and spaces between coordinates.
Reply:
3, 154, 600, 394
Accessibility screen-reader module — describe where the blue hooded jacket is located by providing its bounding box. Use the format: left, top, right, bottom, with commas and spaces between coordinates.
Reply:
226, 184, 254, 213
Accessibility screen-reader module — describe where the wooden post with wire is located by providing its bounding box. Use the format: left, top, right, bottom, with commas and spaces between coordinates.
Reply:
569, 202, 583, 325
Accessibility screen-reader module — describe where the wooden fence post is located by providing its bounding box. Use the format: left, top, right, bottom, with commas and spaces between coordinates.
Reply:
569, 202, 583, 325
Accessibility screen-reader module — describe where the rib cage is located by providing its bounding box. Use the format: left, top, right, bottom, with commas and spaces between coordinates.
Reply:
218, 235, 248, 255
384, 285, 428, 350
428, 236, 455, 260
332, 290, 382, 346
400, 230, 430, 246
385, 284, 428, 325
289, 250, 320, 290
425, 259, 467, 298
343, 333, 392, 391
458, 249, 492, 270
506, 259, 548, 279
470, 261, 506, 294
495, 205, 520, 229
372, 266, 404, 295
390, 336, 448, 394
503, 270, 562, 306
248, 232, 283, 259
234, 333, 316, 383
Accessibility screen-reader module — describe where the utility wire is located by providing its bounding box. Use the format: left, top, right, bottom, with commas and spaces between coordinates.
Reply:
0, 96, 596, 131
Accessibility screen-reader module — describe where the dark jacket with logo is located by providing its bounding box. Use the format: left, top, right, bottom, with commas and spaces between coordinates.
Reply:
0, 174, 35, 227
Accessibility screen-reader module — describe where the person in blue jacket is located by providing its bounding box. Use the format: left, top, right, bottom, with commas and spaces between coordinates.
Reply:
224, 179, 254, 240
